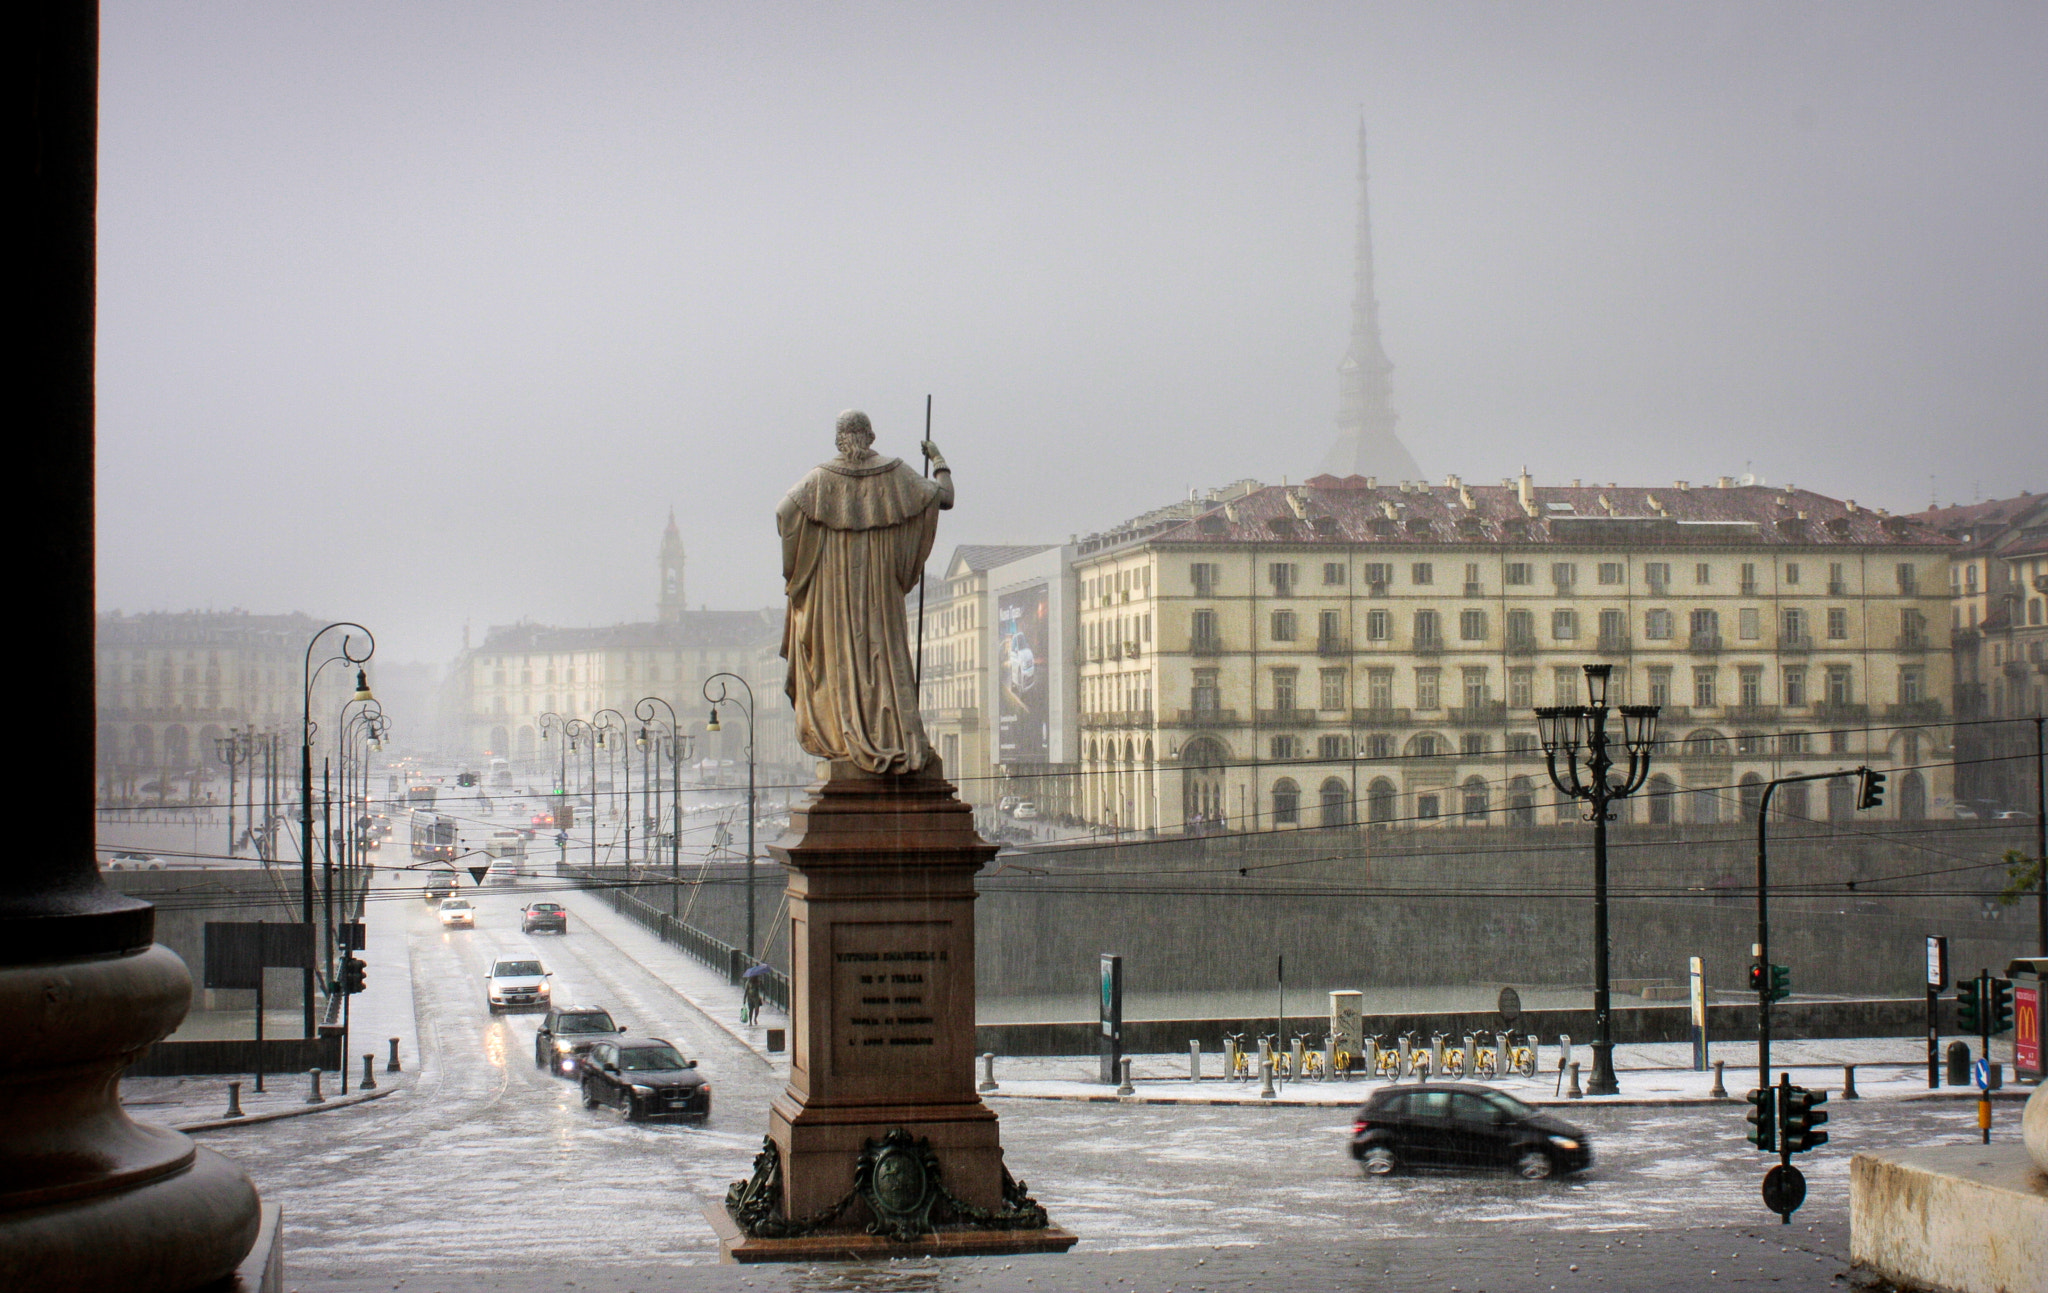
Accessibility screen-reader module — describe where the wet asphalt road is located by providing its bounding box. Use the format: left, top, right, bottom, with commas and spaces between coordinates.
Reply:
196, 881, 2001, 1293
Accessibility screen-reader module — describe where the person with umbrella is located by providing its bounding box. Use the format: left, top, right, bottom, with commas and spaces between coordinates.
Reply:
741, 964, 768, 1026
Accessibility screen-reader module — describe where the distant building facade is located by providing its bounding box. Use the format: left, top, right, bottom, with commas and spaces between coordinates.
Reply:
1067, 474, 1955, 835
94, 610, 357, 803
913, 545, 1053, 807
1915, 492, 2048, 810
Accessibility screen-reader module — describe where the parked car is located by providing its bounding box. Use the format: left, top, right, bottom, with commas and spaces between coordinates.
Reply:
437, 897, 474, 928
534, 1005, 623, 1076
579, 1038, 710, 1123
1350, 1083, 1590, 1180
522, 901, 569, 934
484, 956, 551, 1013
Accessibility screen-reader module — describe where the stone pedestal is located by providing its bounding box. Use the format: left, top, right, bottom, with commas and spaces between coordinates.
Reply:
721, 761, 1073, 1260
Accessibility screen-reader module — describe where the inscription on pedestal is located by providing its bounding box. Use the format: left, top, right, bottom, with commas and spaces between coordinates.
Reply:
830, 922, 957, 1086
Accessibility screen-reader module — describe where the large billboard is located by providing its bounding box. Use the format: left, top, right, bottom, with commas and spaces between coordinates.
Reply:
996, 583, 1050, 764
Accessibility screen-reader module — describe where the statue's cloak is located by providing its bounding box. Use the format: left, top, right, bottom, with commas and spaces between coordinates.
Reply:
776, 456, 944, 774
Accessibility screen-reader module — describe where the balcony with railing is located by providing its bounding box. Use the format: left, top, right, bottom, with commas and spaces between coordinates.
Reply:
1688, 632, 1724, 654
1447, 701, 1508, 726
1316, 635, 1351, 657
1351, 706, 1412, 726
1895, 631, 1929, 653
1884, 700, 1943, 722
1463, 581, 1484, 598
1255, 707, 1318, 727
1082, 709, 1155, 729
1812, 701, 1869, 722
1779, 632, 1813, 653
1828, 581, 1848, 596
1188, 635, 1225, 657
1724, 703, 1780, 722
1646, 580, 1670, 599
1740, 580, 1759, 596
1412, 634, 1445, 656
1504, 632, 1539, 656
1596, 633, 1632, 656
1175, 707, 1241, 728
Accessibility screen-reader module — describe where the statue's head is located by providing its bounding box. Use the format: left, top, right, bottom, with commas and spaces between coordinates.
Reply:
835, 409, 877, 462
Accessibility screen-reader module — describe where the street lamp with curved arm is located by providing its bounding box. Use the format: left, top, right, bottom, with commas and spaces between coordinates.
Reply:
301, 622, 373, 1037
703, 673, 759, 961
593, 708, 630, 864
636, 696, 695, 921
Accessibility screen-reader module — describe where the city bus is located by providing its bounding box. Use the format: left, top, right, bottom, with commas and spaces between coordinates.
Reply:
409, 810, 458, 862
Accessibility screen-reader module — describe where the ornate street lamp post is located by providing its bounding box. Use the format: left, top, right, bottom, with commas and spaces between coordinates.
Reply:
594, 709, 629, 863
704, 673, 758, 961
636, 696, 695, 921
302, 623, 373, 1037
1535, 663, 1659, 1097
213, 728, 253, 858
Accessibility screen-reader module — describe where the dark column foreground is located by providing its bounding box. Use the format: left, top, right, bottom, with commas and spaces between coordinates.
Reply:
0, 8, 264, 1288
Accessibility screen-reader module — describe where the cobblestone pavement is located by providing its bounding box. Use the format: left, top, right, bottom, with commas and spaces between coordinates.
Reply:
177, 877, 2015, 1293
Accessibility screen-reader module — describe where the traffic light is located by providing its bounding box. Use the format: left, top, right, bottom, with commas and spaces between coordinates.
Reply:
1780, 1085, 1829, 1153
1745, 1087, 1776, 1152
1856, 767, 1886, 810
1749, 962, 1765, 993
1768, 965, 1792, 1003
1956, 979, 1982, 1033
1988, 978, 2014, 1036
339, 955, 367, 995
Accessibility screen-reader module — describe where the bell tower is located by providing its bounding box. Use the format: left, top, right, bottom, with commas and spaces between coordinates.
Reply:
658, 510, 686, 624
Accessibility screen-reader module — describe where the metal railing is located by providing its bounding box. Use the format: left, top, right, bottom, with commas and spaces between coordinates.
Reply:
590, 877, 790, 1012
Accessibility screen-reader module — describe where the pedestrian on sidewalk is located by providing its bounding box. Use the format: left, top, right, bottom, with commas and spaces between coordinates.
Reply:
742, 973, 763, 1027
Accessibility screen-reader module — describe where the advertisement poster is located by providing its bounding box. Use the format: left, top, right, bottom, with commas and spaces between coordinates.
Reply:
997, 584, 1050, 763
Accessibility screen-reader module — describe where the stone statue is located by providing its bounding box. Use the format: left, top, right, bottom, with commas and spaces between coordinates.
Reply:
777, 410, 953, 775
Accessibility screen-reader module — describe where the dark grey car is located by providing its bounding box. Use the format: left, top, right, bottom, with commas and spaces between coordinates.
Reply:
1350, 1083, 1591, 1179
533, 1006, 621, 1077
579, 1038, 710, 1123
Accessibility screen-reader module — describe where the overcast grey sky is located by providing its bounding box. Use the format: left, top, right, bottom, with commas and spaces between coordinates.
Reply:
97, 2, 2048, 664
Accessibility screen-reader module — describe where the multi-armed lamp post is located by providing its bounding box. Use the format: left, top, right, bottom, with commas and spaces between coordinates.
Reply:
1535, 662, 1660, 1097
213, 728, 254, 858
594, 709, 629, 862
704, 673, 758, 962
301, 623, 373, 1037
636, 696, 695, 921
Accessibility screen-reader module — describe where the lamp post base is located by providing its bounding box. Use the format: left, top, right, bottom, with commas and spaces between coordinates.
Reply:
1586, 1042, 1621, 1096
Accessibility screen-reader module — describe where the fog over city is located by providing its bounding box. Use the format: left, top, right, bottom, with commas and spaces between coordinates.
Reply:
96, 2, 2047, 664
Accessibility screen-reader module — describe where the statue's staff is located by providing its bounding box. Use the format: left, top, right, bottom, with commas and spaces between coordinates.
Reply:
915, 394, 932, 689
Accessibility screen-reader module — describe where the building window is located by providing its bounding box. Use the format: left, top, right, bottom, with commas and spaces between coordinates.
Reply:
1551, 562, 1577, 590
1690, 608, 1720, 643
1739, 607, 1760, 641
1318, 734, 1348, 759
1412, 733, 1440, 757
1463, 667, 1488, 709
1829, 562, 1847, 595
1270, 736, 1297, 761
1736, 732, 1765, 755
1784, 668, 1806, 708
1272, 779, 1299, 824
1597, 608, 1625, 644
1272, 669, 1297, 711
1271, 610, 1298, 642
1739, 666, 1763, 708
1648, 667, 1673, 708
1269, 563, 1296, 596
1899, 666, 1924, 704
1551, 609, 1579, 640
1319, 668, 1346, 711
1410, 562, 1434, 586
1694, 667, 1717, 708
1695, 563, 1712, 585
1367, 669, 1394, 710
1508, 667, 1534, 708
1190, 562, 1219, 596
1895, 563, 1917, 596
1461, 732, 1489, 757
1508, 732, 1538, 754
1740, 562, 1759, 595
1507, 608, 1536, 646
1782, 607, 1807, 643
1644, 562, 1672, 593
1414, 609, 1442, 648
1459, 609, 1488, 641
1644, 608, 1673, 640
1554, 667, 1580, 706
1417, 793, 1440, 820
1598, 562, 1624, 585
1464, 562, 1483, 594
1827, 608, 1848, 641
1784, 562, 1801, 586
1462, 779, 1490, 821
1364, 562, 1393, 588
1190, 609, 1219, 651
1416, 669, 1441, 710
1318, 609, 1342, 645
1365, 609, 1392, 641
1825, 666, 1852, 706
1191, 669, 1220, 715
1505, 562, 1532, 586
1323, 562, 1346, 586
1366, 733, 1395, 759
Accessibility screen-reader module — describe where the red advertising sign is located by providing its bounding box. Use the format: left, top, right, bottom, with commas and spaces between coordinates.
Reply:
2015, 981, 2041, 1080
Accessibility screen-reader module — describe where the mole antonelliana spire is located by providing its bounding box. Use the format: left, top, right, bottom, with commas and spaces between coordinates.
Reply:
658, 509, 686, 624
1318, 120, 1422, 481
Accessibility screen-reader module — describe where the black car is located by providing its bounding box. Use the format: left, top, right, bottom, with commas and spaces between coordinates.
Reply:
579, 1038, 711, 1123
521, 901, 568, 934
423, 875, 454, 903
534, 1005, 622, 1077
1350, 1083, 1591, 1179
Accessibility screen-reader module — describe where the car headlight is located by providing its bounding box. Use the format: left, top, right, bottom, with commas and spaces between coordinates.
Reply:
555, 1040, 575, 1053
1547, 1136, 1581, 1151
630, 1084, 655, 1097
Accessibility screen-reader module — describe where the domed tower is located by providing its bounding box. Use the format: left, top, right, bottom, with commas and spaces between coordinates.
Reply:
658, 510, 686, 624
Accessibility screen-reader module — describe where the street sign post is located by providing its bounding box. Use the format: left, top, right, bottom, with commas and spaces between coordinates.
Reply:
1925, 935, 1947, 1089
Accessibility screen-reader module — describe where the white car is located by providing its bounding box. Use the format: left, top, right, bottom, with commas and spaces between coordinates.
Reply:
1011, 800, 1041, 820
485, 956, 552, 1013
104, 852, 168, 871
438, 897, 475, 928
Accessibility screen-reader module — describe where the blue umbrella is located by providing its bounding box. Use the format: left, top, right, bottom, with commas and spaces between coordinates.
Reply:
742, 963, 773, 979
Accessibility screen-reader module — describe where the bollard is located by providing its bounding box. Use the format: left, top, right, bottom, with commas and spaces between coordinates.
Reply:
1117, 1057, 1135, 1097
361, 1054, 378, 1090
1566, 1061, 1583, 1100
1430, 1034, 1445, 1081
978, 1053, 999, 1093
1223, 1036, 1238, 1081
223, 1080, 245, 1119
387, 1037, 402, 1073
1258, 1052, 1276, 1100
1842, 1064, 1858, 1100
1290, 1037, 1305, 1083
1189, 1040, 1202, 1082
1710, 1059, 1727, 1099
1322, 1036, 1336, 1083
305, 1067, 326, 1104
1945, 1039, 1972, 1087
1364, 1038, 1379, 1082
